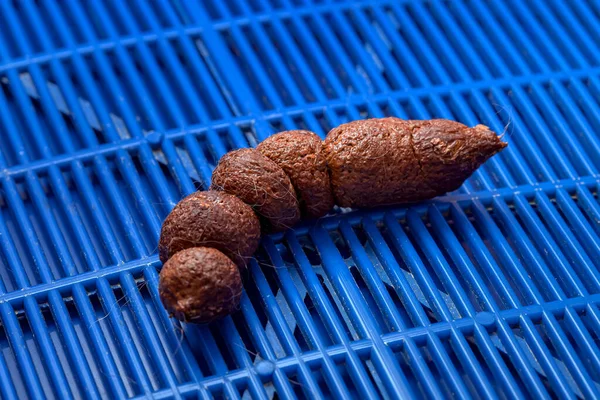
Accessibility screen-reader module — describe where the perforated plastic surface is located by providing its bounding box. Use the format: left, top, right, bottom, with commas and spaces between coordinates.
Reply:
0, 0, 599, 398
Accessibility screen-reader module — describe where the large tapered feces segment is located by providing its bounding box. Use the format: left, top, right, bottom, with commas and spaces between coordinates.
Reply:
323, 117, 507, 208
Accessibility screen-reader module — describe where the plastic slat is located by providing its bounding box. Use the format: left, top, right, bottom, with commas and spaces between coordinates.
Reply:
1, 8, 191, 398
66, 0, 196, 198
486, 1, 552, 73
179, 0, 272, 140
249, 260, 330, 399
285, 233, 381, 399
472, 200, 554, 303
483, 88, 554, 184
70, 284, 131, 398
0, 32, 103, 400
310, 224, 422, 399
569, 1, 600, 60
454, 202, 594, 398
529, 0, 591, 69
551, 81, 600, 164
380, 215, 513, 398
8, 0, 140, 265
339, 219, 451, 399
409, 210, 532, 398
255, 5, 330, 103
428, 206, 551, 397
183, 324, 241, 399
555, 190, 600, 260
261, 239, 352, 399
0, 207, 47, 398
535, 193, 600, 291
361, 217, 477, 398
228, 301, 288, 400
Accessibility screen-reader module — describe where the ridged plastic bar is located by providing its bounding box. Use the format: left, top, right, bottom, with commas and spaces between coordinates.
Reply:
0, 0, 599, 398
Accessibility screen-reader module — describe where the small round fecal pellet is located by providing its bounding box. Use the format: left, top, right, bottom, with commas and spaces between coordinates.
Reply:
159, 190, 260, 268
159, 247, 243, 324
211, 148, 300, 232
257, 130, 334, 219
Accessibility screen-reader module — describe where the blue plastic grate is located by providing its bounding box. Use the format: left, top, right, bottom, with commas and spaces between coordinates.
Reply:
0, 0, 600, 398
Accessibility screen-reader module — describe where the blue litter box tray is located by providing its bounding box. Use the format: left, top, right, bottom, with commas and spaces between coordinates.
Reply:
0, 0, 599, 398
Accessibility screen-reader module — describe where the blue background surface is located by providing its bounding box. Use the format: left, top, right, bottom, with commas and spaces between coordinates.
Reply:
0, 0, 599, 398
